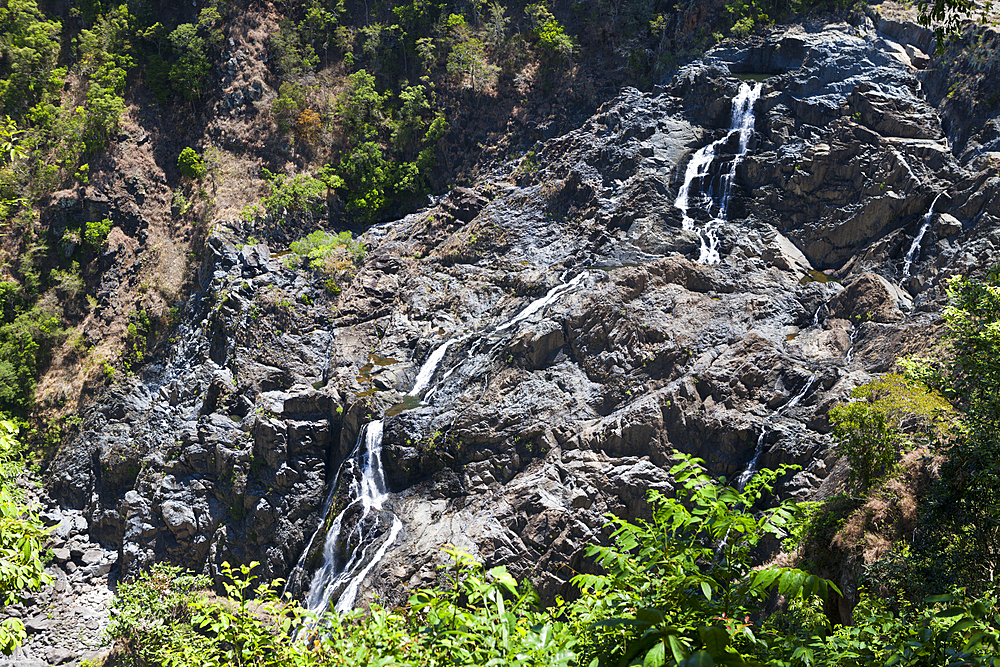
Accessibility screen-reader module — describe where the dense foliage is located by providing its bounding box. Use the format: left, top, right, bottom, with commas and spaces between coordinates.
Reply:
0, 419, 50, 655
888, 273, 1000, 597
830, 373, 954, 493
105, 454, 1000, 667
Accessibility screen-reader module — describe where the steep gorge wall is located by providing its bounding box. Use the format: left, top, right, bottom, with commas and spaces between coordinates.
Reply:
33, 9, 1000, 632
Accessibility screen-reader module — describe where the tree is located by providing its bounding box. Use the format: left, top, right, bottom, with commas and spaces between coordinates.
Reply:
0, 0, 61, 116
338, 69, 386, 141
829, 374, 954, 494
446, 37, 496, 91
524, 3, 574, 62
167, 21, 214, 102
0, 420, 50, 654
337, 141, 388, 222
177, 147, 206, 179
919, 0, 990, 49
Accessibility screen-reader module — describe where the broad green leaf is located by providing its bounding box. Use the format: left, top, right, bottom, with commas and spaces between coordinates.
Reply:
667, 634, 687, 663
644, 642, 666, 667
936, 607, 967, 618
700, 581, 713, 601
698, 626, 729, 655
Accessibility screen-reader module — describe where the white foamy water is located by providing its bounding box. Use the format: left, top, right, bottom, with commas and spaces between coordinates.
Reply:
674, 81, 763, 264
408, 339, 456, 397
736, 373, 817, 490
297, 271, 588, 616
303, 420, 400, 615
902, 192, 944, 280
497, 272, 585, 332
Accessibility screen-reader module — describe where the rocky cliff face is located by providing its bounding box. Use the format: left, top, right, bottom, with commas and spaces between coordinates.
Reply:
40, 11, 1000, 628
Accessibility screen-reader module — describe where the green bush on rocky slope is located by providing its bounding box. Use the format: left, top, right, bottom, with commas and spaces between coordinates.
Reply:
0, 420, 50, 655
106, 454, 1000, 667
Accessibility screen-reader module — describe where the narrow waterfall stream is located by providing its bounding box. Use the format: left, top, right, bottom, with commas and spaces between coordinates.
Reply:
736, 372, 818, 490
303, 420, 403, 614
674, 81, 763, 264
902, 192, 944, 280
293, 271, 588, 616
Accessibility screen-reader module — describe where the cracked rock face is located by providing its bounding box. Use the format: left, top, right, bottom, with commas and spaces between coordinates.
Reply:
45, 18, 1000, 615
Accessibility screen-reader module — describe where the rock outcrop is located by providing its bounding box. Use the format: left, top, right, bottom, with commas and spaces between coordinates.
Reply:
38, 14, 1000, 633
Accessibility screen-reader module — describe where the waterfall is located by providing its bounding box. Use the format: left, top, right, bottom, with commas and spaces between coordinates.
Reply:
497, 273, 586, 332
408, 339, 456, 398
902, 192, 944, 280
811, 304, 825, 328
301, 420, 403, 616
674, 81, 763, 264
293, 271, 588, 616
736, 428, 769, 491
736, 373, 817, 490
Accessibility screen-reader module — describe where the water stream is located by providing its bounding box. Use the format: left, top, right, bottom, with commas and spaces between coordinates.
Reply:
674, 81, 763, 264
736, 372, 818, 490
901, 192, 944, 280
302, 420, 402, 614
293, 271, 588, 615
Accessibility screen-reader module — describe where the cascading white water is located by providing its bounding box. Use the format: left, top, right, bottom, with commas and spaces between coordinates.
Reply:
296, 272, 588, 616
674, 81, 763, 264
902, 192, 944, 280
302, 420, 403, 615
497, 273, 586, 332
719, 83, 763, 220
736, 428, 769, 491
736, 372, 817, 490
408, 339, 456, 397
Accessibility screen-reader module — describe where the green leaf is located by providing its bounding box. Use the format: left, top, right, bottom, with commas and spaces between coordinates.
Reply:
644, 642, 666, 667
962, 630, 986, 652
679, 650, 716, 667
946, 618, 975, 636
700, 581, 713, 601
667, 634, 687, 663
936, 607, 967, 618
698, 626, 729, 656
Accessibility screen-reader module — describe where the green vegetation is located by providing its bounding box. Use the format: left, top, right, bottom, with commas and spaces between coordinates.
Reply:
285, 229, 366, 284
0, 287, 64, 417
0, 420, 50, 654
830, 374, 954, 493
106, 454, 1000, 666
84, 218, 113, 250
261, 169, 327, 216
177, 148, 207, 179
883, 272, 1000, 598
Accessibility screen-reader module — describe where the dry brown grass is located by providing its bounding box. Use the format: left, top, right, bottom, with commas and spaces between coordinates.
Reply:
831, 446, 943, 564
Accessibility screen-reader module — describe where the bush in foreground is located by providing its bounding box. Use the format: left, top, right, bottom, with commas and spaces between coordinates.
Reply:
105, 454, 1000, 666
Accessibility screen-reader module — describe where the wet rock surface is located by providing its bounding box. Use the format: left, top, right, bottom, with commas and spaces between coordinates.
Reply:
35, 13, 1000, 659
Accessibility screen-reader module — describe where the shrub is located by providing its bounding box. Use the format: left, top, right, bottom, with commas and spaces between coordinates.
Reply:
84, 217, 112, 249
269, 18, 318, 78
177, 147, 206, 179
524, 3, 574, 61
829, 374, 954, 493
0, 420, 51, 655
261, 169, 326, 216
288, 230, 364, 270
105, 562, 213, 666
103, 453, 1000, 667
0, 306, 64, 416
